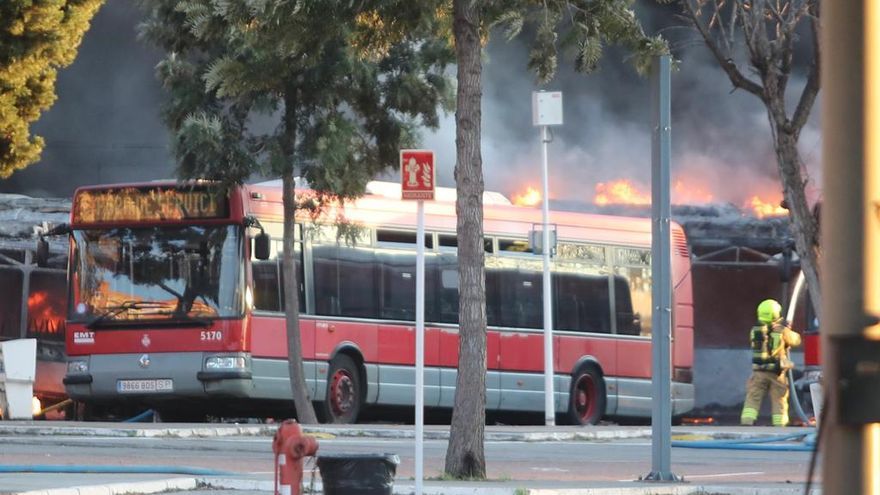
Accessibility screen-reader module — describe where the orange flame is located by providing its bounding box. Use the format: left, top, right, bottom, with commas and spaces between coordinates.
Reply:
27, 290, 65, 335
594, 179, 651, 206
513, 186, 542, 206
673, 180, 714, 204
745, 195, 788, 218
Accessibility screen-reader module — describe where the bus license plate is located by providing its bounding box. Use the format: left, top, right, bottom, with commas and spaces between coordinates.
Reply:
117, 379, 173, 393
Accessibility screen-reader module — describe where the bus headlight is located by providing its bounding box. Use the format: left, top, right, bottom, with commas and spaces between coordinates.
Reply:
67, 360, 89, 374
205, 356, 247, 370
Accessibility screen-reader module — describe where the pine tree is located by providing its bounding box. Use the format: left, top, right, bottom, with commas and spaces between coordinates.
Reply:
139, 0, 454, 423
0, 0, 104, 177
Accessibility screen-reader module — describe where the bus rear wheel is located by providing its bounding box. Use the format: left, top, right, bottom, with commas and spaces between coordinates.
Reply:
321, 354, 362, 424
567, 366, 606, 426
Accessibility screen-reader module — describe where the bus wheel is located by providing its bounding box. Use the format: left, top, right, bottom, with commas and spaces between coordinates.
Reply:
322, 355, 362, 424
567, 366, 606, 426
73, 401, 96, 421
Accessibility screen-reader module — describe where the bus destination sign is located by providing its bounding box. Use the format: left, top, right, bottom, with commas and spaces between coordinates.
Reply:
73, 187, 228, 223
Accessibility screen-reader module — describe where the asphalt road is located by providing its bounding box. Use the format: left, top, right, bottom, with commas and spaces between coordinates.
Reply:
0, 433, 816, 485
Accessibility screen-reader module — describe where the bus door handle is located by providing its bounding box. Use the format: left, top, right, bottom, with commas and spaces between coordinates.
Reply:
317, 322, 336, 333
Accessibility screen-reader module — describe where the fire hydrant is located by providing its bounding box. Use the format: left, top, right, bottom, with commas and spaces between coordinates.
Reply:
272, 419, 319, 495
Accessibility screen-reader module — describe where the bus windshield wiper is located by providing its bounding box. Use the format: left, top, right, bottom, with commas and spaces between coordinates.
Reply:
86, 301, 168, 328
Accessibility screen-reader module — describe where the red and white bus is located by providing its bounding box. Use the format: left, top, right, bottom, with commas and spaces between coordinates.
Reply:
63, 180, 694, 423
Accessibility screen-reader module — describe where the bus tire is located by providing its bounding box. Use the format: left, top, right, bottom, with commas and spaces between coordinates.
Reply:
322, 354, 362, 424
567, 365, 606, 426
73, 401, 96, 421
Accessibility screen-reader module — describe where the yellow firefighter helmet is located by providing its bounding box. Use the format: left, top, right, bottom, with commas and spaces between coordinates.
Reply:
757, 299, 782, 324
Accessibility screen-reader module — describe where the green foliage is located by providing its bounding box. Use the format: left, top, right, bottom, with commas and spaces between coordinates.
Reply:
0, 0, 105, 178
490, 0, 669, 83
139, 0, 455, 198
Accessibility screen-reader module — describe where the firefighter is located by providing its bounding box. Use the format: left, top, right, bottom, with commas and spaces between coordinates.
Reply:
740, 298, 802, 426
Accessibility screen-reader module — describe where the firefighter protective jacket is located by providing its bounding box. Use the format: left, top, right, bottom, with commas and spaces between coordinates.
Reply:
750, 320, 801, 372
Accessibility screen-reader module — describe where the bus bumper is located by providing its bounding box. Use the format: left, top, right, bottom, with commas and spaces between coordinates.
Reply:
64, 352, 254, 401
672, 382, 695, 416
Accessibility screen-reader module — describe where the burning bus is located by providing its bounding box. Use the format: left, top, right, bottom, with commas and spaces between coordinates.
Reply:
61, 180, 696, 423
0, 194, 71, 417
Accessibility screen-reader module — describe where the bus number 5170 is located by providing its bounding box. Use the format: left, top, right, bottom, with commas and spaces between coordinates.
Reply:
200, 330, 222, 341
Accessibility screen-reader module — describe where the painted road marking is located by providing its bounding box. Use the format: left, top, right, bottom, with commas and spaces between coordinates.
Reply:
685, 471, 766, 479
617, 471, 766, 482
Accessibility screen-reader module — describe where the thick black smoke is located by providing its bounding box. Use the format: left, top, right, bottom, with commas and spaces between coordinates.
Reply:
0, 0, 173, 197
421, 3, 822, 207
1, 1, 821, 207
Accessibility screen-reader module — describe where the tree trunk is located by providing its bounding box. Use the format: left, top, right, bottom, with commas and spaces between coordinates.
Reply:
282, 92, 318, 425
281, 171, 317, 424
444, 0, 486, 480
773, 128, 822, 320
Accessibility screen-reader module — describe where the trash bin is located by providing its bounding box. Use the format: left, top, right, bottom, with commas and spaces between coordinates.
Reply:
317, 453, 399, 495
0, 339, 37, 420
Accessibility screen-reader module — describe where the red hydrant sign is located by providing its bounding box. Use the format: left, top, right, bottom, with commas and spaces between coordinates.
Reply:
400, 150, 435, 201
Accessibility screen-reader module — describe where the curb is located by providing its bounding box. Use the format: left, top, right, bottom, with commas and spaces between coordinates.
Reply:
13, 477, 200, 495
0, 424, 811, 442
15, 477, 822, 495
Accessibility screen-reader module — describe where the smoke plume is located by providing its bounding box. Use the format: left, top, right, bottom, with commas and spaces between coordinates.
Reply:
0, 1, 821, 210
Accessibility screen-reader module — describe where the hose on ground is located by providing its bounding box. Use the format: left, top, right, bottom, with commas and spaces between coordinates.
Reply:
673, 432, 815, 452
672, 441, 814, 452
0, 464, 232, 475
122, 409, 154, 423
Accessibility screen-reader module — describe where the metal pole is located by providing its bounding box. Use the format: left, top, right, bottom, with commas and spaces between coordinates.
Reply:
541, 124, 555, 426
415, 200, 425, 495
822, 1, 876, 493
864, 4, 880, 491
19, 251, 33, 339
645, 54, 677, 482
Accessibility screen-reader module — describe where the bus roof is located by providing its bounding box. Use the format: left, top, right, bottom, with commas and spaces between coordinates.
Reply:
244, 180, 687, 251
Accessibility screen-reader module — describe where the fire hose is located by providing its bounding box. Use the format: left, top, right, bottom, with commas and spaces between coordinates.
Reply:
672, 431, 816, 451
0, 464, 232, 475
785, 272, 816, 427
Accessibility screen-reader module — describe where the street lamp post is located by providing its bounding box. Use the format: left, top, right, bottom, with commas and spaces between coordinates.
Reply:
532, 91, 563, 426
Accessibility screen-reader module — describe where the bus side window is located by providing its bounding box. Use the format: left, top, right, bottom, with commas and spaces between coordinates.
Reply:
495, 267, 542, 329
436, 255, 459, 324
252, 258, 281, 312
313, 244, 378, 319
554, 273, 582, 332
378, 251, 415, 321
377, 251, 439, 322
0, 267, 23, 339
252, 239, 303, 313
485, 267, 500, 327
554, 271, 611, 334
27, 270, 67, 342
517, 270, 543, 329
613, 275, 639, 336
613, 248, 652, 336
313, 245, 340, 316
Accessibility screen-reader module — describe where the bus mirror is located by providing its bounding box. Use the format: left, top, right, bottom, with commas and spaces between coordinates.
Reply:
35, 237, 49, 267
254, 232, 271, 260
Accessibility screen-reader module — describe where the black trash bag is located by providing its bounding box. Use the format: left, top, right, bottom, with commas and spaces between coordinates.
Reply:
317, 453, 400, 495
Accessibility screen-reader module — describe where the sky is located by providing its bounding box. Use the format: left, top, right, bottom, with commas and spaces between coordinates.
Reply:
0, 1, 822, 211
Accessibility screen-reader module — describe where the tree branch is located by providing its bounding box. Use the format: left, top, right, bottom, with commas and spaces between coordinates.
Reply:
790, 12, 820, 135
683, 0, 765, 98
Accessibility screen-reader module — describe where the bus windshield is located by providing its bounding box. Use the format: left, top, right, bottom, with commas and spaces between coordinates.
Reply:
69, 225, 243, 325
